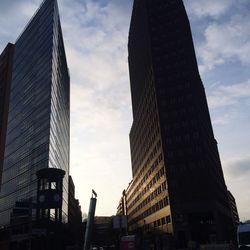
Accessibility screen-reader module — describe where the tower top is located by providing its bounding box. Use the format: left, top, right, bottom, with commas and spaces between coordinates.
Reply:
16, 0, 57, 43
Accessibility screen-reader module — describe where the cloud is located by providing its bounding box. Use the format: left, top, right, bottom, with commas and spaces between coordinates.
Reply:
207, 80, 250, 109
59, 0, 131, 89
0, 1, 38, 47
223, 155, 250, 219
206, 79, 250, 127
224, 156, 250, 180
211, 112, 237, 126
57, 0, 133, 214
184, 0, 233, 19
197, 14, 250, 71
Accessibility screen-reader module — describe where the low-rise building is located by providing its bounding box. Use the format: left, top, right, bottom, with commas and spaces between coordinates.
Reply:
68, 176, 83, 247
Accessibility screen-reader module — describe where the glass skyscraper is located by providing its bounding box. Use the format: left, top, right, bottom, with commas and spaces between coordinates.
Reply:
0, 43, 14, 190
0, 0, 70, 226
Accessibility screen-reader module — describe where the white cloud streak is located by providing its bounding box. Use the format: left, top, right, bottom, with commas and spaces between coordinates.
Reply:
184, 0, 234, 19
207, 80, 250, 109
197, 14, 250, 71
224, 156, 250, 180
223, 156, 250, 219
58, 0, 133, 215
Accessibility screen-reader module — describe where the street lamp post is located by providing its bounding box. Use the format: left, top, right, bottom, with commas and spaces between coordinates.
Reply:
83, 190, 97, 250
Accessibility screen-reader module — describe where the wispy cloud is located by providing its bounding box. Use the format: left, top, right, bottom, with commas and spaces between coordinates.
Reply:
211, 112, 237, 126
58, 0, 133, 214
197, 14, 250, 71
184, 0, 234, 19
206, 79, 250, 129
0, 1, 38, 47
224, 155, 250, 180
207, 80, 250, 109
223, 155, 250, 219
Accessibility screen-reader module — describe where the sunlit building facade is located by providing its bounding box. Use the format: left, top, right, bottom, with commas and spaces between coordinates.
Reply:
0, 0, 70, 226
125, 0, 235, 246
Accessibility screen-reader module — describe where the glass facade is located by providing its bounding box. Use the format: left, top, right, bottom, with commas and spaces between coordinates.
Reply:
0, 43, 14, 189
0, 0, 70, 225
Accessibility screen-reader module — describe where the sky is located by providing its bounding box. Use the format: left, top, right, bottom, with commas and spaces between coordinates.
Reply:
0, 0, 249, 220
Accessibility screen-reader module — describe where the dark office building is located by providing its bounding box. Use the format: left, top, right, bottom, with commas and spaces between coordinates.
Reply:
68, 176, 82, 226
126, 0, 235, 246
0, 43, 14, 189
92, 216, 117, 248
68, 175, 83, 246
228, 190, 239, 227
0, 0, 70, 226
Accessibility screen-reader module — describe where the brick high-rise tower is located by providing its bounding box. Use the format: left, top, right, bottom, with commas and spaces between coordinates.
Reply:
126, 0, 235, 246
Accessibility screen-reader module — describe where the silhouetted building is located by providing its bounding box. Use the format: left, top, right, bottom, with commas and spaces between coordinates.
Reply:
228, 190, 239, 227
125, 0, 236, 246
0, 43, 14, 190
36, 168, 65, 224
92, 216, 117, 248
117, 190, 127, 216
68, 175, 82, 246
0, 0, 70, 226
0, 170, 83, 250
68, 176, 82, 226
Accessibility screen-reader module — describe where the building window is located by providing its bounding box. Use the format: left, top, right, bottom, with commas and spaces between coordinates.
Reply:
166, 215, 171, 224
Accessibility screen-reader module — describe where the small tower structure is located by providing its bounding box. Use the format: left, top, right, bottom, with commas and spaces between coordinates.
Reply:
36, 168, 65, 223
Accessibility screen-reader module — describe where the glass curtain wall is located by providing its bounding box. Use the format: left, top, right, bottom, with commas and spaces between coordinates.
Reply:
0, 0, 69, 225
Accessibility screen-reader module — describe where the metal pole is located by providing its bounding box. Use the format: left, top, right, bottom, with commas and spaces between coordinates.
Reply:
83, 190, 97, 250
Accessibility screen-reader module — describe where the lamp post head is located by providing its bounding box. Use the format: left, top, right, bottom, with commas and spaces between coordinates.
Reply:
92, 189, 97, 198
